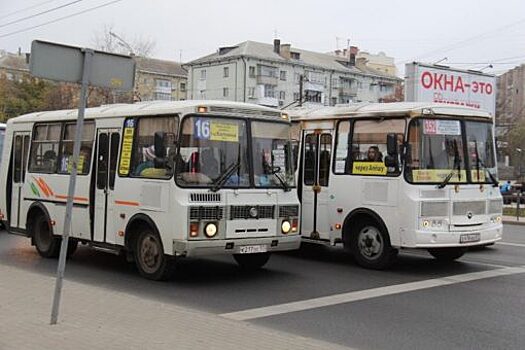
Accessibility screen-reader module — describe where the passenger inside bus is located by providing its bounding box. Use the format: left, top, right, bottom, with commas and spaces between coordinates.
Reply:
133, 145, 168, 177
366, 146, 383, 162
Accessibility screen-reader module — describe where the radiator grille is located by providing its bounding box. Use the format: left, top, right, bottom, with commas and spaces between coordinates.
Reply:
420, 201, 449, 217
189, 206, 224, 220
229, 205, 275, 220
453, 201, 486, 216
189, 193, 221, 202
279, 205, 299, 217
488, 199, 503, 214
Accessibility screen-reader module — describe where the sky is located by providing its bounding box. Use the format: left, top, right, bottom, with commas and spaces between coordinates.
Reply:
0, 0, 524, 76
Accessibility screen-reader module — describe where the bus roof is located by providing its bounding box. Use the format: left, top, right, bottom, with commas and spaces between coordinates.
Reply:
287, 102, 493, 121
7, 100, 286, 125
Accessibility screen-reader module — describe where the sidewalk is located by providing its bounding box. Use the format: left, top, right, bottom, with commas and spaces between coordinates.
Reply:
503, 215, 525, 226
0, 264, 352, 350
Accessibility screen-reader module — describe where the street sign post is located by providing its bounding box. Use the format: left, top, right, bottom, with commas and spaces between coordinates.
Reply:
29, 40, 135, 325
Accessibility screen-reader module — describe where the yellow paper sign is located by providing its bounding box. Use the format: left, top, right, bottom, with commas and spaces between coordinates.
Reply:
67, 155, 85, 173
352, 161, 387, 175
210, 122, 238, 142
471, 170, 486, 182
119, 126, 135, 175
412, 169, 467, 182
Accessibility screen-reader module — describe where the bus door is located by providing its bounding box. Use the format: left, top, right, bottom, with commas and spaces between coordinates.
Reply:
301, 130, 333, 240
9, 133, 30, 229
93, 129, 120, 243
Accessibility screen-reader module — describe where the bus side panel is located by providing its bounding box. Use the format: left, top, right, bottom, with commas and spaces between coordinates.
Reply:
0, 127, 14, 224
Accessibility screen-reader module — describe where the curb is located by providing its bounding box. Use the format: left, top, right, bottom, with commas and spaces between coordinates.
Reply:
503, 220, 525, 226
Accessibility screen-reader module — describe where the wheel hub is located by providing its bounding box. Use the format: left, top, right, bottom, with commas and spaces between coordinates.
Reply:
358, 226, 383, 260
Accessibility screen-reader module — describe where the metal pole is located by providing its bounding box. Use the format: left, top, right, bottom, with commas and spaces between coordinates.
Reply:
50, 48, 94, 325
517, 192, 521, 222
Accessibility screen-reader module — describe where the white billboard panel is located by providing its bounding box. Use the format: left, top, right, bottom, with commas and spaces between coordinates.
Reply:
405, 63, 496, 115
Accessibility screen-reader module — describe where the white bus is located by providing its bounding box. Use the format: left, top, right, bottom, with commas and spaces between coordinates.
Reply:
0, 101, 300, 280
289, 102, 503, 269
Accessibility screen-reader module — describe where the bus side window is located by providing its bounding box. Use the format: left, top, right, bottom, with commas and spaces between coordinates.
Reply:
303, 134, 317, 185
129, 116, 178, 178
29, 123, 61, 173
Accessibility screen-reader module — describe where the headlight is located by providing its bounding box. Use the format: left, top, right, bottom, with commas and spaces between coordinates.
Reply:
490, 216, 502, 224
420, 218, 447, 231
281, 220, 291, 234
204, 223, 218, 238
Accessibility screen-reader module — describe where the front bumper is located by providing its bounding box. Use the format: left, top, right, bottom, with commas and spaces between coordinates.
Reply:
172, 235, 301, 257
413, 224, 503, 248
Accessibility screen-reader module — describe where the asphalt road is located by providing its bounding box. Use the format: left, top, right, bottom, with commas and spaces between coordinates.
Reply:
1, 225, 524, 350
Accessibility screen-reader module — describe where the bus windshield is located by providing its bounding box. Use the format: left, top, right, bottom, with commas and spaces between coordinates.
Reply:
406, 118, 496, 184
177, 116, 250, 188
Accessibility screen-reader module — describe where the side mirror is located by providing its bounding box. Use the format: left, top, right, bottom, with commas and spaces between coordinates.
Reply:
154, 132, 167, 158
386, 133, 397, 156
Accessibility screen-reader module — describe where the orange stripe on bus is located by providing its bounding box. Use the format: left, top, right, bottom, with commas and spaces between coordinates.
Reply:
35, 178, 50, 197
55, 194, 89, 202
114, 200, 140, 207
39, 177, 54, 196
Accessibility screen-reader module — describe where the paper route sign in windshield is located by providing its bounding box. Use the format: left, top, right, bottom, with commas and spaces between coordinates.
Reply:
195, 118, 239, 142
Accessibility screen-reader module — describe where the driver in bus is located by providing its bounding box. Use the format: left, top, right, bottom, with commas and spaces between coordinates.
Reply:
366, 146, 383, 162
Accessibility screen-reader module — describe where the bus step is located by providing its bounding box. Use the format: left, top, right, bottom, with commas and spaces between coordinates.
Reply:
91, 244, 121, 256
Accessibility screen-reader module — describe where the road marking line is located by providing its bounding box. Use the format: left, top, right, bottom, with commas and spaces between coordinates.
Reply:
498, 242, 525, 248
221, 266, 525, 321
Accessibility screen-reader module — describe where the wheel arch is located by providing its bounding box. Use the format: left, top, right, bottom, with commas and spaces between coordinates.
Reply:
26, 202, 53, 240
124, 213, 161, 253
342, 207, 390, 245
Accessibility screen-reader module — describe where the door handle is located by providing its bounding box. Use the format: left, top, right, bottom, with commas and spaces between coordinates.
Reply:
312, 184, 321, 193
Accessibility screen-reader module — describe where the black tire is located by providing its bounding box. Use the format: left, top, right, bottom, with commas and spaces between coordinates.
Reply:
428, 247, 466, 262
31, 213, 61, 258
346, 218, 398, 270
134, 229, 172, 281
66, 239, 78, 257
233, 252, 271, 270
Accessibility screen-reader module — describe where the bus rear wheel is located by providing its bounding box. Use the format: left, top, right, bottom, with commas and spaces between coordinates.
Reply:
233, 252, 271, 270
134, 230, 172, 281
428, 247, 466, 262
32, 214, 60, 258
348, 219, 397, 270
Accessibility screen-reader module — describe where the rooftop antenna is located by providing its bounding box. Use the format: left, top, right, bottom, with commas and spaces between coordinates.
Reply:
433, 57, 448, 65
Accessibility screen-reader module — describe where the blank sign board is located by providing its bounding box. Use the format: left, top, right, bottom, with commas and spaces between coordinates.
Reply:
30, 40, 135, 91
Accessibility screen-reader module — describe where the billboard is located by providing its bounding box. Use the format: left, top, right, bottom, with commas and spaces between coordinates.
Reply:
405, 62, 496, 115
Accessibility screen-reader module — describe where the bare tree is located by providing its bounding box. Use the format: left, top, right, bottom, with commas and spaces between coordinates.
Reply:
92, 24, 156, 57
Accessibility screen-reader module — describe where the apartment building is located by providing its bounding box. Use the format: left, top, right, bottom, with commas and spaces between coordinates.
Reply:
185, 40, 401, 108
496, 64, 525, 126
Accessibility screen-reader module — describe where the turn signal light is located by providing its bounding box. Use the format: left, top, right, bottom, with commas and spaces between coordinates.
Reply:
197, 106, 208, 113
189, 222, 199, 237
291, 218, 298, 232
335, 223, 342, 230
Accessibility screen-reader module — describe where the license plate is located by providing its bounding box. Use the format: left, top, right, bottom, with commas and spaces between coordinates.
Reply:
460, 233, 481, 244
239, 245, 267, 254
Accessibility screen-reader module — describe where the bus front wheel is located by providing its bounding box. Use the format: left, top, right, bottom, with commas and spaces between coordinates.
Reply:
348, 219, 397, 270
233, 252, 271, 270
134, 230, 172, 281
428, 248, 466, 262
32, 214, 60, 258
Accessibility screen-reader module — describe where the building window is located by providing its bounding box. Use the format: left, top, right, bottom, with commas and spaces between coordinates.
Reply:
223, 87, 229, 97
264, 84, 276, 98
200, 70, 206, 80
180, 82, 186, 92
293, 92, 300, 101
294, 73, 301, 83
280, 70, 287, 81
155, 79, 171, 89
258, 65, 278, 78
224, 67, 229, 78
279, 91, 286, 100
248, 87, 255, 98
155, 92, 172, 100
249, 66, 256, 78
305, 90, 322, 103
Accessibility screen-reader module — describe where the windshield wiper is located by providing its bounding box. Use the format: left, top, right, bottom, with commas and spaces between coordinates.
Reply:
437, 140, 461, 189
272, 170, 290, 192
473, 140, 499, 187
210, 160, 241, 192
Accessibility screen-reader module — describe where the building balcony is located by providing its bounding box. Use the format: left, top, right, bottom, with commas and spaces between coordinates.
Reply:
338, 86, 358, 96
256, 75, 279, 85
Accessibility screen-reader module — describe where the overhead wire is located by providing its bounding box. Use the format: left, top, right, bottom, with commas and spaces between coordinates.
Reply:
0, 0, 124, 39
0, 0, 86, 29
0, 0, 58, 21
